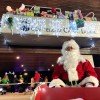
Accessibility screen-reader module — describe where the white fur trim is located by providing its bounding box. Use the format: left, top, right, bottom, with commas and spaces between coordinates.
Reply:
78, 55, 86, 63
85, 83, 94, 87
61, 39, 79, 53
78, 76, 99, 87
57, 56, 64, 64
49, 79, 66, 87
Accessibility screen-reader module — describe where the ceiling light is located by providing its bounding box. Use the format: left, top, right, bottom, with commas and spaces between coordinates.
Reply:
24, 69, 26, 71
48, 69, 50, 71
16, 56, 20, 59
51, 64, 54, 67
21, 64, 24, 67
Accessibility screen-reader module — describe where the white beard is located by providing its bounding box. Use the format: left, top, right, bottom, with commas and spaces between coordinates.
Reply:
63, 49, 80, 81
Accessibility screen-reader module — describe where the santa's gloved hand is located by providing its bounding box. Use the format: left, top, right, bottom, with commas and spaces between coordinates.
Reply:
49, 79, 66, 88
85, 83, 94, 87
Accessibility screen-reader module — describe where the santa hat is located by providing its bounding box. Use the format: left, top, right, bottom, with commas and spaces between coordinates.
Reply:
57, 39, 86, 64
61, 39, 80, 55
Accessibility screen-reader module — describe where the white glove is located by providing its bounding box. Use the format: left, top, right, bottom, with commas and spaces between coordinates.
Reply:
85, 83, 94, 87
49, 79, 66, 88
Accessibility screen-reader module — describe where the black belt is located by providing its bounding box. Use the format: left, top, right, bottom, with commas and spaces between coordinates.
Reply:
63, 80, 81, 86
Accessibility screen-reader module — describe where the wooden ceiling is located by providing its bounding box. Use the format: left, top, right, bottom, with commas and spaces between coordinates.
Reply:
0, 48, 60, 72
0, 0, 100, 20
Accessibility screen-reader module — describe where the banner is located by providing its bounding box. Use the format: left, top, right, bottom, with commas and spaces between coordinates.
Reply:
1, 14, 100, 37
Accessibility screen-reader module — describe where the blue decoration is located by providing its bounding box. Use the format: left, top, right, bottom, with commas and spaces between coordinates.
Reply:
69, 20, 78, 30
20, 25, 30, 31
20, 20, 30, 31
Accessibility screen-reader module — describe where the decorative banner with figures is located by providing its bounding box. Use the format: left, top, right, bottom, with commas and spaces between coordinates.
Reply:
1, 14, 100, 38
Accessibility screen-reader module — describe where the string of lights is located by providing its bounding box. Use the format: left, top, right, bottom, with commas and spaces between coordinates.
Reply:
1, 14, 100, 38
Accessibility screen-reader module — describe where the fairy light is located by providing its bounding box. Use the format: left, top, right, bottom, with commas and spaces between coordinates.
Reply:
49, 19, 63, 37
1, 14, 100, 38
13, 16, 46, 36
91, 42, 95, 48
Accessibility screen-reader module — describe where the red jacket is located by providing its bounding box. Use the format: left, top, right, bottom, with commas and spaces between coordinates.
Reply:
52, 60, 99, 87
34, 72, 40, 82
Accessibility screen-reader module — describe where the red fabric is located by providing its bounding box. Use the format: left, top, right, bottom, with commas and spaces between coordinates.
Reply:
40, 88, 100, 100
52, 60, 98, 84
35, 84, 48, 100
34, 72, 40, 82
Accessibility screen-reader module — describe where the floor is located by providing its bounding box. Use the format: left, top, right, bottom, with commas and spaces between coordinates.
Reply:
0, 92, 31, 100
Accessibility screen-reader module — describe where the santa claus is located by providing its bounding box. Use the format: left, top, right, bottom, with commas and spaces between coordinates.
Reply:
49, 39, 99, 87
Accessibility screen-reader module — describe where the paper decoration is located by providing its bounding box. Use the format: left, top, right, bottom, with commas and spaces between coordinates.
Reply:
76, 19, 84, 28
69, 20, 78, 30
34, 6, 40, 14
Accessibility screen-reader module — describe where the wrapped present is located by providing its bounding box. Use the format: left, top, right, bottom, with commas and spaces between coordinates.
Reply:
34, 6, 40, 14
41, 11, 47, 17
69, 12, 74, 20
65, 11, 70, 19
26, 11, 34, 16
69, 20, 78, 30
47, 10, 53, 18
84, 12, 96, 21
52, 8, 57, 14
73, 10, 79, 20
77, 9, 83, 19
30, 11, 34, 16
57, 12, 65, 19
92, 17, 97, 21
76, 19, 84, 28
47, 10, 52, 14
16, 9, 21, 15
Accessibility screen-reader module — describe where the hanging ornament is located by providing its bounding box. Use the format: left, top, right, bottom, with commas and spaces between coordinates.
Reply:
7, 17, 13, 35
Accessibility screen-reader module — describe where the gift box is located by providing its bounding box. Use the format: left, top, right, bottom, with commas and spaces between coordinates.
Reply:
52, 8, 57, 15
73, 10, 79, 20
65, 11, 70, 19
77, 9, 83, 19
76, 19, 84, 28
84, 12, 96, 21
69, 20, 78, 30
26, 11, 34, 16
68, 12, 74, 20
34, 6, 40, 14
47, 10, 53, 18
41, 11, 47, 17
57, 12, 65, 19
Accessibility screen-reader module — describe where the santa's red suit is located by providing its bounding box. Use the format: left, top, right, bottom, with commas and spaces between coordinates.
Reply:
30, 40, 99, 100
49, 39, 99, 87
51, 60, 98, 87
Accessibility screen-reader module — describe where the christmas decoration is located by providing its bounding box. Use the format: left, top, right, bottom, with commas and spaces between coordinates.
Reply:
76, 19, 84, 28
7, 17, 13, 34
